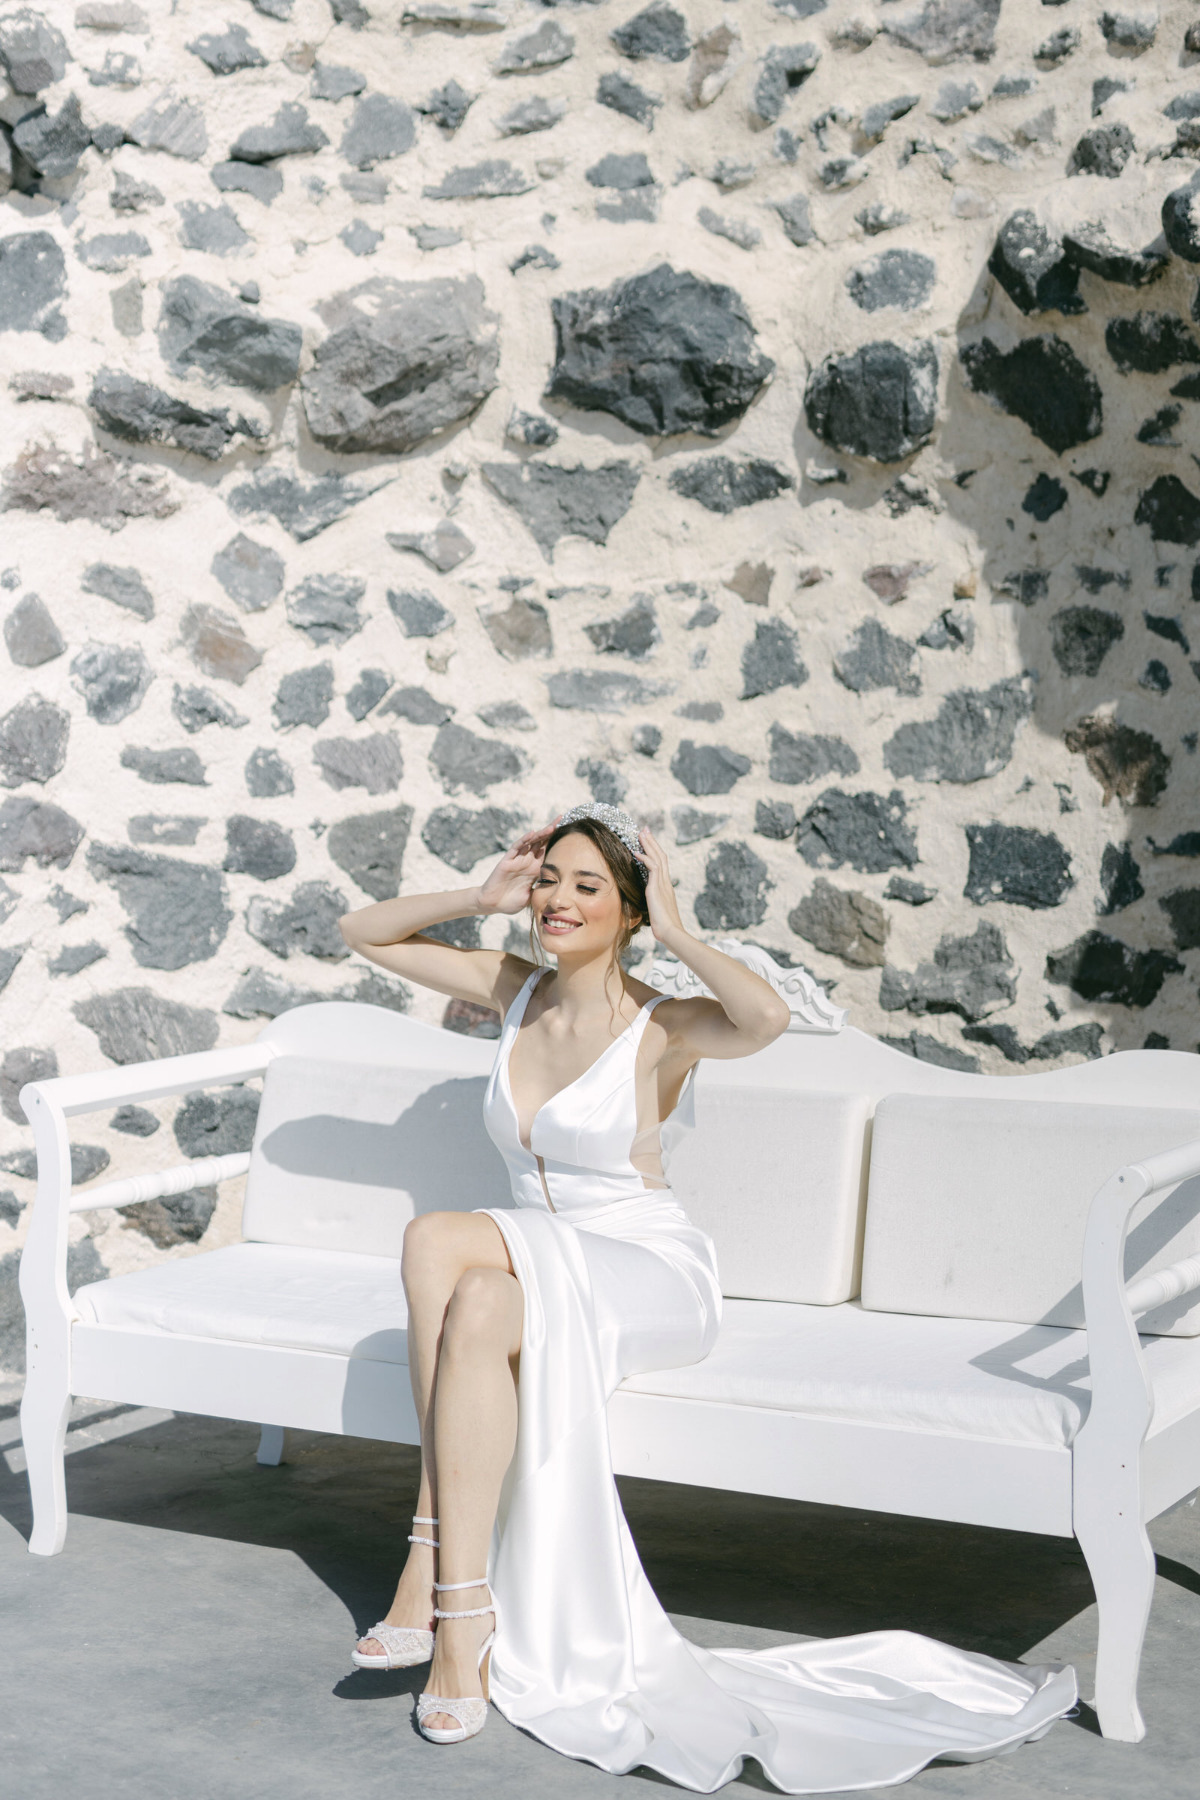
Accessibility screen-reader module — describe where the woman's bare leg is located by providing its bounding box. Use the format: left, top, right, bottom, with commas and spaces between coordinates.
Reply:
356, 1212, 517, 1660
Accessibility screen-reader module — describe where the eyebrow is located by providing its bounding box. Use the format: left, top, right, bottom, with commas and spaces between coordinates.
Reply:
540, 860, 610, 882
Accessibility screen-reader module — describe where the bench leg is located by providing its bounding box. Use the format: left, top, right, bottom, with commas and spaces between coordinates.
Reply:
256, 1424, 285, 1466
1076, 1510, 1155, 1742
20, 1368, 71, 1556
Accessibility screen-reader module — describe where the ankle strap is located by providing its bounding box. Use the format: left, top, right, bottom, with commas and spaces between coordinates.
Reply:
434, 1578, 489, 1592
409, 1513, 439, 1549
413, 1516, 438, 1524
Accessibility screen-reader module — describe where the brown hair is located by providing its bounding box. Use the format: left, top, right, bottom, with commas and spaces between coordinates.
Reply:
527, 816, 649, 980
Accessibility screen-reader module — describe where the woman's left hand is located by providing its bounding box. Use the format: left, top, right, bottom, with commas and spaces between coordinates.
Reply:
637, 827, 686, 946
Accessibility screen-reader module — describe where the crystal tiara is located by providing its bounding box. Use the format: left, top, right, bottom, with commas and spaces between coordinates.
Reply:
554, 802, 648, 866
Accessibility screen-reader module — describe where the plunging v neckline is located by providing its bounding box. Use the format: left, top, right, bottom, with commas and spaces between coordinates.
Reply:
503, 970, 655, 1154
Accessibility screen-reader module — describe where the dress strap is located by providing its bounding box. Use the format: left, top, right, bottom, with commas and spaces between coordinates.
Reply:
502, 965, 549, 1030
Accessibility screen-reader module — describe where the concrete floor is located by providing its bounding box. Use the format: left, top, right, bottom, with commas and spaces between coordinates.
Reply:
2, 1381, 1199, 1800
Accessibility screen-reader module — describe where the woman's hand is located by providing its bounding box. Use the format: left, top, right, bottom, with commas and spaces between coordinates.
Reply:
637, 826, 686, 946
478, 818, 562, 916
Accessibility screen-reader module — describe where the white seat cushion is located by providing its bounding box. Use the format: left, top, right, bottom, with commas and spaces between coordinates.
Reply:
621, 1298, 1200, 1448
72, 1243, 410, 1364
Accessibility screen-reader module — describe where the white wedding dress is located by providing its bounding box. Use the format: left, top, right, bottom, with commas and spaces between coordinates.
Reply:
473, 968, 1077, 1793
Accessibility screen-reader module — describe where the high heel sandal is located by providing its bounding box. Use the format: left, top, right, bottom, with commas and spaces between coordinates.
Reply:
351, 1516, 439, 1669
415, 1578, 499, 1744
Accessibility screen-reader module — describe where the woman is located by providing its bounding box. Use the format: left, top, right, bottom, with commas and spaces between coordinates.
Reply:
338, 800, 1075, 1791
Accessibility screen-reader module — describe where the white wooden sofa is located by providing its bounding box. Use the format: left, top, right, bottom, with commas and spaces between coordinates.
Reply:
17, 946, 1200, 1747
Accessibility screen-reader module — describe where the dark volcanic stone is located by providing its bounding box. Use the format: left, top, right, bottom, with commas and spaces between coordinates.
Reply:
158, 276, 303, 393
859, 93, 921, 144
1099, 9, 1155, 51
314, 734, 404, 795
545, 670, 671, 711
377, 686, 452, 725
1, 1044, 57, 1123
75, 234, 152, 275
796, 789, 917, 873
881, 1033, 981, 1073
886, 875, 937, 905
174, 1087, 261, 1159
773, 194, 816, 247
419, 80, 473, 133
71, 642, 152, 724
1064, 715, 1170, 806
0, 232, 67, 340
430, 723, 522, 796
211, 534, 284, 612
273, 665, 333, 731
48, 942, 106, 977
989, 211, 1082, 315
345, 670, 391, 721
301, 276, 498, 454
90, 369, 253, 460
1068, 124, 1134, 178
880, 920, 1016, 1022
188, 23, 266, 75
611, 2, 690, 62
752, 43, 821, 125
12, 94, 91, 179
482, 462, 640, 556
312, 60, 366, 102
496, 20, 574, 73
1135, 475, 1200, 545
693, 841, 771, 931
741, 618, 807, 699
0, 796, 82, 869
789, 877, 888, 967
884, 678, 1031, 783
835, 619, 920, 695
673, 806, 723, 845
245, 879, 351, 961
584, 595, 659, 660
285, 574, 365, 645
81, 563, 154, 620
767, 726, 859, 785
110, 1105, 161, 1138
1105, 312, 1200, 375
597, 71, 660, 128
424, 159, 536, 201
882, 0, 1001, 64
805, 340, 938, 463
964, 823, 1073, 908
545, 265, 774, 438
175, 202, 253, 257
0, 11, 69, 93
755, 799, 797, 839
122, 1188, 218, 1248
87, 843, 231, 968
846, 249, 936, 313
4, 594, 63, 667
668, 457, 793, 513
326, 805, 413, 900
1098, 843, 1144, 914
172, 685, 247, 733
74, 986, 219, 1063
1046, 931, 1181, 1007
480, 597, 552, 662
670, 741, 752, 796
223, 815, 296, 881
231, 102, 329, 163
245, 747, 294, 796
960, 335, 1103, 454
1062, 222, 1168, 288
1162, 181, 1200, 263
127, 93, 207, 161
211, 162, 284, 204
0, 694, 69, 786
1022, 474, 1068, 520
1160, 888, 1200, 951
1051, 606, 1124, 676
422, 805, 525, 874
387, 589, 454, 638
577, 758, 626, 805
586, 153, 654, 190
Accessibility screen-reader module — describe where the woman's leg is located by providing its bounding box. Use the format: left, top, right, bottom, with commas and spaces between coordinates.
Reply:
356, 1212, 517, 1658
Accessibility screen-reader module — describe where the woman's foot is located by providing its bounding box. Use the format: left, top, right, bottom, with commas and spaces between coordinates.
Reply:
421, 1610, 494, 1735
356, 1544, 436, 1661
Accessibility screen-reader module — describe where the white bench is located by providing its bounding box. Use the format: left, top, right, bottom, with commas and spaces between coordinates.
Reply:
16, 949, 1200, 1747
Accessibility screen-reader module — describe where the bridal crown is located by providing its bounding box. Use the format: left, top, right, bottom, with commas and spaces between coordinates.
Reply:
554, 802, 648, 868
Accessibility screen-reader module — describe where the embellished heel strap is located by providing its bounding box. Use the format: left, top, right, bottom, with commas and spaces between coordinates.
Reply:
433, 1577, 494, 1621
409, 1513, 440, 1550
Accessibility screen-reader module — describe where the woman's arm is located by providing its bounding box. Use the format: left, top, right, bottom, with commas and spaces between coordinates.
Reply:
338, 821, 558, 1010
638, 827, 792, 1061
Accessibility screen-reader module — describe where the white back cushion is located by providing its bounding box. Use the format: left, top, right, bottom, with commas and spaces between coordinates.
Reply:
861, 1096, 1200, 1336
243, 1055, 512, 1257
667, 1086, 870, 1304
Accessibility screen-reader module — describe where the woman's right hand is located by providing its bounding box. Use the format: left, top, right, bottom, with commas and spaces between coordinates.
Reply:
478, 819, 561, 915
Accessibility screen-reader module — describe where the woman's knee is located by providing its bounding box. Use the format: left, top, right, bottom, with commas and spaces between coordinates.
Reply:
402, 1211, 461, 1285
443, 1266, 522, 1354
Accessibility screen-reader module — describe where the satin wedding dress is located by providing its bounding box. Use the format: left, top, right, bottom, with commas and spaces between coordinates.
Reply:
472, 967, 1077, 1793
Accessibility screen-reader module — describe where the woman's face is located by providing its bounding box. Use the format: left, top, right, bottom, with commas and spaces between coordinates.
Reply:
531, 832, 625, 955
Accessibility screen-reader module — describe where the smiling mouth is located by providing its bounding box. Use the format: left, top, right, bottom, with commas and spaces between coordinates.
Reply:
541, 916, 581, 933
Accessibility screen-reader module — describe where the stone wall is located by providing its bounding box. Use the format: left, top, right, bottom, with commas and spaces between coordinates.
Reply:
2, 0, 1199, 1365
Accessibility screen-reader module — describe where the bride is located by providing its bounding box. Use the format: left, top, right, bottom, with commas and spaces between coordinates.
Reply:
338, 800, 1076, 1791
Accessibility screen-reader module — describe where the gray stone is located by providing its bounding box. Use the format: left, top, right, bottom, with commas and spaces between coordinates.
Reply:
423, 917, 483, 949
386, 522, 475, 572
611, 1, 688, 62
805, 340, 938, 463
314, 734, 404, 796
546, 670, 670, 711
423, 159, 534, 200
71, 642, 152, 725
0, 877, 17, 922
1162, 180, 1200, 263
584, 594, 659, 660
284, 575, 365, 646
180, 604, 262, 686
669, 458, 793, 514
773, 194, 816, 247
577, 757, 627, 805
694, 841, 771, 930
672, 806, 726, 845
988, 212, 1082, 315
835, 619, 920, 696
1064, 715, 1170, 807
930, 78, 983, 121
0, 693, 69, 786
346, 670, 391, 721
211, 535, 284, 612
4, 594, 63, 666
1098, 843, 1144, 914
499, 96, 565, 136
121, 1186, 217, 1248
80, 562, 153, 621
312, 60, 366, 102
340, 220, 382, 257
797, 788, 917, 873
171, 685, 247, 734
227, 469, 380, 542
377, 687, 452, 726
846, 249, 936, 313
75, 232, 151, 273
1050, 606, 1124, 676
880, 920, 1016, 1021
222, 967, 325, 1018
245, 747, 294, 797
128, 816, 205, 846
175, 201, 253, 257
755, 798, 796, 839
1135, 475, 1200, 545
110, 279, 143, 337
110, 1105, 160, 1137
90, 368, 254, 458
302, 275, 499, 454
677, 701, 723, 722
422, 805, 525, 874
752, 43, 821, 126
1068, 121, 1135, 178
187, 24, 266, 76
174, 1087, 260, 1160
964, 823, 1073, 909
587, 152, 654, 191
595, 190, 659, 225
231, 102, 329, 163
880, 1032, 981, 1073
245, 879, 351, 960
158, 276, 302, 393
670, 740, 752, 796
48, 941, 106, 978
767, 727, 860, 787
497, 20, 574, 72
789, 877, 889, 967
1099, 9, 1156, 51
1160, 888, 1200, 951
0, 796, 82, 869
547, 266, 773, 438
418, 80, 473, 133
409, 223, 462, 250
272, 666, 333, 732
430, 722, 521, 796
857, 203, 910, 237
918, 605, 975, 652
2, 438, 178, 529
87, 842, 231, 968
886, 875, 937, 905
330, 0, 368, 23
338, 93, 414, 169
597, 71, 659, 128
110, 171, 163, 213
1037, 27, 1080, 66
509, 243, 560, 273
477, 701, 535, 733
961, 333, 1105, 456
0, 1191, 19, 1226
1106, 311, 1199, 377
387, 588, 454, 638
1046, 930, 1181, 1008
859, 94, 920, 144
482, 461, 640, 557
1022, 474, 1068, 521
507, 409, 559, 448
0, 945, 22, 991
632, 723, 662, 756
0, 10, 69, 93
223, 815, 296, 882
75, 985, 218, 1062
0, 232, 67, 341
741, 618, 807, 700
480, 596, 552, 661
884, 678, 1031, 783
327, 805, 413, 899
210, 161, 284, 204
1, 1044, 56, 1123
128, 93, 207, 161
120, 745, 207, 785
11, 94, 91, 179
882, 0, 1001, 64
